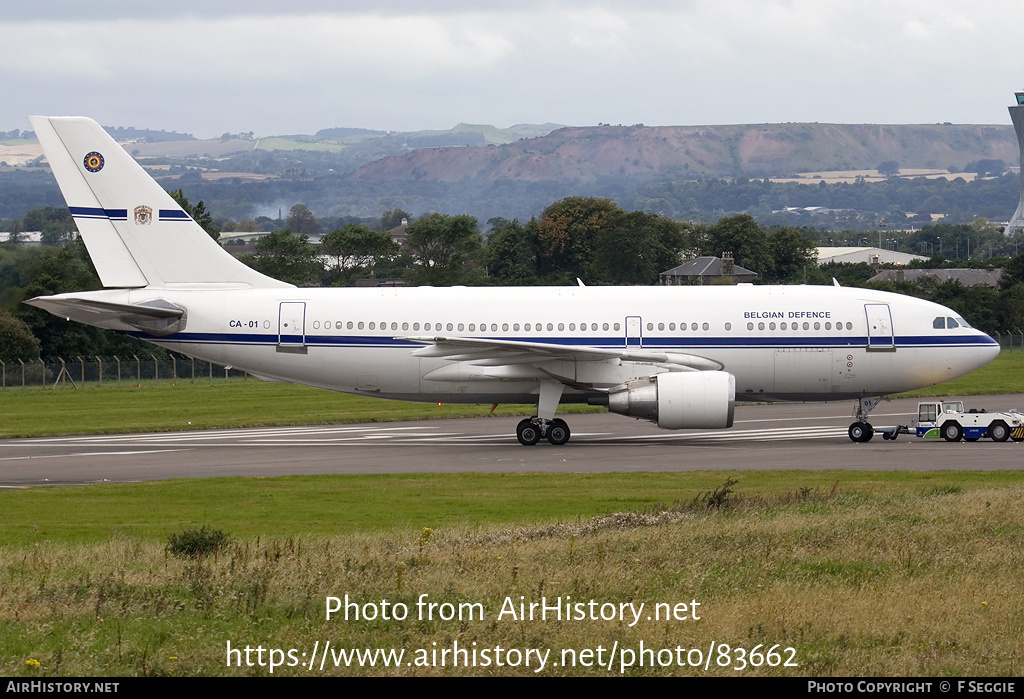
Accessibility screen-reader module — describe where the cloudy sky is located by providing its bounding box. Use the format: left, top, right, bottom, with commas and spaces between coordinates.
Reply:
4, 1, 1024, 138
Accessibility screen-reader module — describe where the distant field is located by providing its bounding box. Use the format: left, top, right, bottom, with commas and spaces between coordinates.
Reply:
255, 138, 344, 152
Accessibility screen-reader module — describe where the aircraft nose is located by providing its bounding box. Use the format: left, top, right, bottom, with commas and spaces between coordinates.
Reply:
979, 333, 1000, 365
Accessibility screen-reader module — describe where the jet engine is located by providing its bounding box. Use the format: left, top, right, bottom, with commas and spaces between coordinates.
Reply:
607, 371, 735, 429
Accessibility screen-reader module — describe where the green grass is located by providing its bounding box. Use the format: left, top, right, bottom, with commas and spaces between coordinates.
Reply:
0, 382, 600, 439
3, 476, 1024, 676
1, 350, 1021, 439
896, 349, 1024, 397
3, 471, 1022, 547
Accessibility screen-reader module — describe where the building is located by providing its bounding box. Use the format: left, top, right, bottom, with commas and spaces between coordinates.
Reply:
815, 247, 927, 266
660, 253, 758, 285
868, 268, 1003, 288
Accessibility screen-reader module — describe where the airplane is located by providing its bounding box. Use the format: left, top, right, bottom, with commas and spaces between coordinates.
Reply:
25, 116, 1001, 445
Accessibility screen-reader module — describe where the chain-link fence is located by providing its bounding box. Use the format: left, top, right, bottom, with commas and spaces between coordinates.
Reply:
4, 334, 1021, 390
0, 355, 253, 389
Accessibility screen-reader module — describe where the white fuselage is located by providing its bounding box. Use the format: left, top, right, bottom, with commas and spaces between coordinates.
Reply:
89, 283, 998, 405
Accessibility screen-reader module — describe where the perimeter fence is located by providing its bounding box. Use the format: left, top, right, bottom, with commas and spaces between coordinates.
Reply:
3, 332, 1022, 390
0, 354, 253, 390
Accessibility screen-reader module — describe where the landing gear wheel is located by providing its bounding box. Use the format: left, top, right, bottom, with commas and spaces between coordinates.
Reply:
849, 422, 873, 443
989, 420, 1010, 442
546, 418, 570, 446
942, 421, 963, 442
516, 419, 541, 446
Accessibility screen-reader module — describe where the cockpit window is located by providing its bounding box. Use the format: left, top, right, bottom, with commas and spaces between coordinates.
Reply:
946, 317, 959, 328
955, 316, 971, 329
933, 317, 944, 329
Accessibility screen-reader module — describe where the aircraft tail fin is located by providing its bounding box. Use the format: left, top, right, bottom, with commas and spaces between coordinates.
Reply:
29, 115, 290, 289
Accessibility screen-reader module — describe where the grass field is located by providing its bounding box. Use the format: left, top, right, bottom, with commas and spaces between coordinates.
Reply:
2, 353, 1023, 676
2, 473, 1023, 676
1, 351, 1021, 439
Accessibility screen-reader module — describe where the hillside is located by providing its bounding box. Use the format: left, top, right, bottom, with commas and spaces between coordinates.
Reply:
348, 123, 1019, 182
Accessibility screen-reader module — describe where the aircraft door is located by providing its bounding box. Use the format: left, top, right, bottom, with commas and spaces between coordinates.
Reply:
278, 301, 307, 353
864, 303, 895, 351
625, 316, 642, 348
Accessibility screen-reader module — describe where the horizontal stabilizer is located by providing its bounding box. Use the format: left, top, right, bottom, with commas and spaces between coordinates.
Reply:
26, 294, 186, 336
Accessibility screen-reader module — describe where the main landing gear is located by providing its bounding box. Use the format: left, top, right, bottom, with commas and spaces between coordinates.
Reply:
848, 396, 882, 443
515, 378, 572, 446
516, 417, 571, 446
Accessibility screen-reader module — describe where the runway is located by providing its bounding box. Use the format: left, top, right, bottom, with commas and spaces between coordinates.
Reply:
2, 394, 1024, 487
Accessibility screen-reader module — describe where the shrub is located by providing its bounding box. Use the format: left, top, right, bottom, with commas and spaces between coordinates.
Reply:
167, 526, 231, 558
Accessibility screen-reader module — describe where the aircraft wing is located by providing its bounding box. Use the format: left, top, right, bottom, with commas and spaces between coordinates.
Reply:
403, 335, 723, 378
25, 295, 186, 336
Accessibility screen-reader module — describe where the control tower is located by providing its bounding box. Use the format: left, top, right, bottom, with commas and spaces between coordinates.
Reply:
1007, 89, 1024, 235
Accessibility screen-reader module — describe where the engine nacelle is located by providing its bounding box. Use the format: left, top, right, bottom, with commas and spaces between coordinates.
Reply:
607, 371, 735, 429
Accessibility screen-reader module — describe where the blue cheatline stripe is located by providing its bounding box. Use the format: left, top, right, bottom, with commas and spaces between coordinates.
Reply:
69, 206, 127, 220
128, 330, 998, 350
159, 209, 190, 221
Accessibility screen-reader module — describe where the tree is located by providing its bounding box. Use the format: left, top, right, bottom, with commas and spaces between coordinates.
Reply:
169, 189, 219, 240
877, 161, 900, 178
483, 219, 541, 285
593, 212, 689, 285
403, 213, 482, 286
320, 224, 399, 285
380, 209, 412, 231
700, 214, 773, 278
237, 229, 320, 286
0, 309, 40, 360
535, 197, 624, 283
286, 203, 323, 238
765, 226, 818, 283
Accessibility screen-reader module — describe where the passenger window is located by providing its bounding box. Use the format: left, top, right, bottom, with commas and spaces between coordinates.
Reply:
613, 323, 620, 331
702, 322, 709, 331
691, 323, 698, 331
781, 322, 787, 330
658, 322, 665, 331
448, 323, 455, 331
725, 322, 732, 331
369, 322, 375, 330
569, 323, 576, 331
747, 322, 754, 330
602, 323, 609, 331
347, 321, 354, 330
769, 322, 776, 330
458, 323, 464, 331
